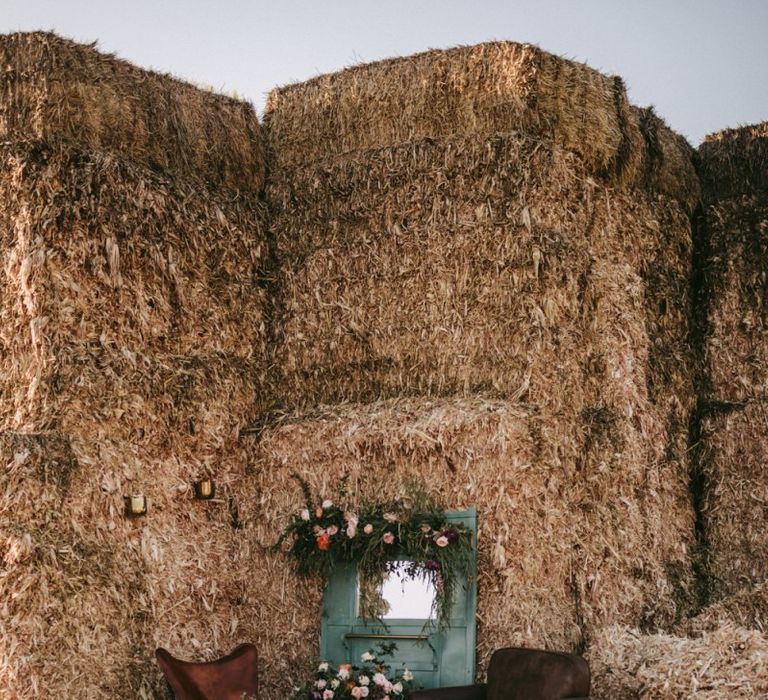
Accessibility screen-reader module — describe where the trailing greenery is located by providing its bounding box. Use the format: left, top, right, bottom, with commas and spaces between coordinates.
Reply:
276, 476, 474, 628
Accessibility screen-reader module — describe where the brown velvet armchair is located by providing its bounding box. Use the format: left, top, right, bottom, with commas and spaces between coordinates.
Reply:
155, 643, 259, 700
411, 647, 590, 700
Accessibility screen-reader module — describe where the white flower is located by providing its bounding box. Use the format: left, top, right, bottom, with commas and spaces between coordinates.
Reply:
393, 681, 404, 693
323, 690, 334, 700
322, 499, 333, 509
373, 673, 387, 686
358, 674, 370, 686
315, 679, 327, 689
318, 662, 329, 672
361, 651, 375, 662
402, 669, 413, 682
337, 668, 350, 681
300, 509, 311, 521
330, 679, 340, 689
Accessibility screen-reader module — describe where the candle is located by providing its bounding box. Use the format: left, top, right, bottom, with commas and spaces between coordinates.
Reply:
194, 479, 216, 500
124, 494, 147, 516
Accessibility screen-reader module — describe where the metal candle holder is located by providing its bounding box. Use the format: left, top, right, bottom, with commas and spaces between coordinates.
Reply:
193, 479, 216, 500
124, 493, 147, 517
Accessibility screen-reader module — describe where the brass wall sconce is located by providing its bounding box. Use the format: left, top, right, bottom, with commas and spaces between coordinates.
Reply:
124, 493, 148, 517
193, 479, 216, 500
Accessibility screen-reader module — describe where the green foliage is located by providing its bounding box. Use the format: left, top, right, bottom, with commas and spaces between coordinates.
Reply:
276, 476, 474, 628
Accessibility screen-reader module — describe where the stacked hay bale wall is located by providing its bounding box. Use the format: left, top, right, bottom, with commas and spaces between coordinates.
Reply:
696, 122, 768, 599
581, 119, 768, 700
10, 32, 764, 700
257, 42, 702, 696
0, 32, 267, 698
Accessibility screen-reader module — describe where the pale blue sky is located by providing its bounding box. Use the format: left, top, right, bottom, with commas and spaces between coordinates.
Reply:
2, 0, 766, 144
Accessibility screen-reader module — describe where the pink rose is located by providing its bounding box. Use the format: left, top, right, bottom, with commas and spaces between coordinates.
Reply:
323, 690, 334, 700
363, 524, 374, 535
383, 532, 395, 545
373, 672, 388, 686
435, 535, 449, 547
346, 515, 358, 538
327, 525, 339, 536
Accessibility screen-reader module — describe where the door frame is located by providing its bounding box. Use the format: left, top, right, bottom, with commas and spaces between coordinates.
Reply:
319, 508, 477, 688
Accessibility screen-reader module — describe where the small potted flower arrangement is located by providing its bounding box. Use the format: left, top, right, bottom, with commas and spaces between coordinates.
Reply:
276, 477, 474, 628
291, 645, 416, 699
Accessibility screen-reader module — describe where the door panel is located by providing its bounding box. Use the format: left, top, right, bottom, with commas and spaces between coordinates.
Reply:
320, 508, 477, 689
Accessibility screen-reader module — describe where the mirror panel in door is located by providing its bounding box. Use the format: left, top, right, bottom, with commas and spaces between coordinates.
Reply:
356, 561, 436, 620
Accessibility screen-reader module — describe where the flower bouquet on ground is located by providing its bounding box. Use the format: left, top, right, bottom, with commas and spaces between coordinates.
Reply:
276, 477, 474, 628
291, 645, 417, 700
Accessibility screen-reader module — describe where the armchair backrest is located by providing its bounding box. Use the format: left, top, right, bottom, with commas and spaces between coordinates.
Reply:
155, 643, 258, 700
486, 647, 590, 700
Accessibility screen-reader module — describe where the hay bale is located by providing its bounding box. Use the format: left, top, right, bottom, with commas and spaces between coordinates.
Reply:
0, 432, 152, 698
0, 141, 267, 360
264, 41, 698, 207
0, 141, 267, 438
240, 395, 695, 697
694, 122, 768, 603
1, 431, 260, 699
588, 624, 768, 699
698, 401, 768, 598
0, 32, 265, 193
698, 121, 768, 200
697, 121, 768, 400
699, 194, 768, 401
267, 134, 695, 418
0, 36, 268, 697
265, 42, 617, 171
231, 530, 324, 697
676, 582, 768, 636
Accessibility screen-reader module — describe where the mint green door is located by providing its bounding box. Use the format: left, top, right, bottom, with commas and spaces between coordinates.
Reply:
320, 509, 477, 689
